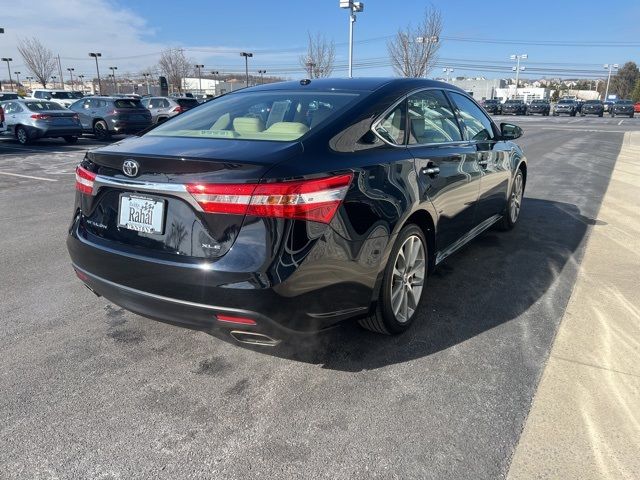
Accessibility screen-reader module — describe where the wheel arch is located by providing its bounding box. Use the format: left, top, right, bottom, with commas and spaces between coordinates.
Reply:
401, 209, 436, 274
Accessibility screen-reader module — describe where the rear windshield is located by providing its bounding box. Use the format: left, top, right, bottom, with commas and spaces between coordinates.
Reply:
531, 100, 546, 104
147, 90, 362, 142
114, 99, 143, 109
505, 100, 523, 104
25, 101, 65, 111
176, 98, 200, 108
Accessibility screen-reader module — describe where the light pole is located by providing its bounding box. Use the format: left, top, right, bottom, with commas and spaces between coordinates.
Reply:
1, 57, 13, 91
78, 74, 85, 93
89, 52, 102, 94
340, 0, 364, 78
240, 52, 253, 87
142, 73, 150, 95
14, 71, 21, 89
442, 67, 454, 82
51, 76, 57, 89
211, 70, 219, 96
26, 76, 33, 91
603, 63, 618, 101
109, 66, 118, 93
258, 69, 266, 84
416, 35, 439, 78
66, 67, 74, 90
194, 64, 204, 95
510, 54, 527, 99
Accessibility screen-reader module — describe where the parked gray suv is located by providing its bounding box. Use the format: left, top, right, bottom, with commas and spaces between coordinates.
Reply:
69, 96, 152, 140
141, 96, 200, 124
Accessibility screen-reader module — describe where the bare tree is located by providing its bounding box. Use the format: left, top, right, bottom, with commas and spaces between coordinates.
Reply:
387, 6, 442, 78
158, 48, 193, 93
16, 37, 58, 87
299, 32, 336, 78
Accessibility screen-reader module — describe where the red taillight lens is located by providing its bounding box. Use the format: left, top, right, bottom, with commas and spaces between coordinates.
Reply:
216, 314, 257, 326
186, 173, 353, 224
75, 165, 96, 195
30, 113, 50, 120
172, 106, 184, 113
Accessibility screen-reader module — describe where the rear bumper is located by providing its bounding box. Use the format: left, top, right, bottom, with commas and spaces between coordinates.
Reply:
67, 217, 385, 336
27, 125, 82, 138
109, 121, 152, 134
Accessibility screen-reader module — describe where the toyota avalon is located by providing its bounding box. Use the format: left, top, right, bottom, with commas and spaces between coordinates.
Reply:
67, 78, 527, 345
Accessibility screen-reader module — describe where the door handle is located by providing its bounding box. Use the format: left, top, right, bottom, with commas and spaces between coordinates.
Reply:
421, 165, 440, 177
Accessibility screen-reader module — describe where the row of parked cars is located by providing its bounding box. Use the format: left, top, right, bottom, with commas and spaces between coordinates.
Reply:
0, 89, 201, 144
481, 98, 639, 117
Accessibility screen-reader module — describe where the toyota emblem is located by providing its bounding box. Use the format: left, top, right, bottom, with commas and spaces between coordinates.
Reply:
122, 160, 139, 177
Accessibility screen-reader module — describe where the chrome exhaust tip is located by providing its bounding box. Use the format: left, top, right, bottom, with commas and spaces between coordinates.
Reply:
229, 330, 281, 347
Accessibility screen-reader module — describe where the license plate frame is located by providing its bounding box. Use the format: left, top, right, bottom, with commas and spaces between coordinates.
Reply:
117, 193, 166, 235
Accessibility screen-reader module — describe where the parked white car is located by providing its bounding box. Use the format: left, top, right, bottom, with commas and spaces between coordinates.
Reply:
31, 89, 77, 108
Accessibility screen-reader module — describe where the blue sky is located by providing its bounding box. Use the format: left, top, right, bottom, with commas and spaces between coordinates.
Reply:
2, 0, 639, 80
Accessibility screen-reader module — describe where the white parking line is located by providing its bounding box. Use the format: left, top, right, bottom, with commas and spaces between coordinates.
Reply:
618, 120, 624, 126
0, 171, 58, 182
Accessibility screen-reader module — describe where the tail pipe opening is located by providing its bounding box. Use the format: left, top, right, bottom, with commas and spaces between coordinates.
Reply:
229, 330, 281, 347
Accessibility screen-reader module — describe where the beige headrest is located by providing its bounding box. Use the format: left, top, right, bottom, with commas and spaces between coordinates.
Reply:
233, 117, 265, 134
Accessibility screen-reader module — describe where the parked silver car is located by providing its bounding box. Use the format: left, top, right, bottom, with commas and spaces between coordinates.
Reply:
0, 99, 82, 144
141, 96, 200, 124
68, 96, 152, 140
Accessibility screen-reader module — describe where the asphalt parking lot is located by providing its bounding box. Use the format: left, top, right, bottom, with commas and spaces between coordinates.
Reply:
1, 116, 639, 479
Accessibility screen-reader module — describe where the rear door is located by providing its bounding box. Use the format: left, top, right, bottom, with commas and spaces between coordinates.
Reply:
448, 91, 511, 225
406, 89, 481, 251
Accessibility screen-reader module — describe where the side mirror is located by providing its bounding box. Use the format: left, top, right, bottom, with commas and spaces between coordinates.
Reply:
500, 123, 523, 140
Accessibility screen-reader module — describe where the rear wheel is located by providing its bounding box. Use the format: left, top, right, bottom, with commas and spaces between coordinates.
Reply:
359, 225, 427, 335
63, 136, 78, 144
16, 126, 30, 145
498, 169, 524, 231
93, 120, 110, 140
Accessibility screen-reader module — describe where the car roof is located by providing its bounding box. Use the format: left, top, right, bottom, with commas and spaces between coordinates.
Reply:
240, 77, 467, 95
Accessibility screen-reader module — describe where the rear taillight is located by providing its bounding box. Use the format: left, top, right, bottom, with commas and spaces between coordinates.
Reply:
186, 173, 353, 224
172, 106, 184, 113
75, 166, 96, 195
31, 114, 50, 120
216, 314, 257, 326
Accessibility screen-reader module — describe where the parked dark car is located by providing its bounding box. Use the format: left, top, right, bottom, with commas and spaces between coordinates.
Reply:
553, 100, 578, 116
69, 96, 152, 140
67, 78, 527, 344
502, 99, 527, 115
0, 99, 82, 144
481, 98, 502, 114
610, 100, 634, 117
527, 99, 550, 116
581, 100, 604, 117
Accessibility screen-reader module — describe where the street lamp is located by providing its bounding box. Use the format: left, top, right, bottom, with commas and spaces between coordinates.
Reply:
26, 76, 33, 91
66, 68, 75, 90
78, 74, 85, 93
14, 71, 21, 88
416, 35, 439, 78
340, 0, 364, 78
109, 66, 118, 93
1, 57, 13, 91
510, 54, 528, 99
142, 73, 151, 95
194, 64, 204, 95
603, 63, 619, 101
240, 52, 253, 87
442, 67, 454, 83
51, 75, 57, 89
89, 52, 102, 94
211, 70, 219, 96
258, 69, 266, 84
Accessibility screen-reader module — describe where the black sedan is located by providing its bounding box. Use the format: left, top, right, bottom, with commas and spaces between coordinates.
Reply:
502, 99, 527, 115
481, 99, 502, 114
610, 100, 634, 118
581, 100, 604, 117
67, 78, 527, 344
553, 100, 578, 116
527, 99, 550, 116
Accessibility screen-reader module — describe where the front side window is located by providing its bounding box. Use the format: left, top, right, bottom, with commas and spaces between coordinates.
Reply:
407, 90, 462, 144
449, 92, 495, 141
148, 90, 361, 142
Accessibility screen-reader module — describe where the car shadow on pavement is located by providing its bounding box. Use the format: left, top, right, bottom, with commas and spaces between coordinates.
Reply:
206, 198, 594, 371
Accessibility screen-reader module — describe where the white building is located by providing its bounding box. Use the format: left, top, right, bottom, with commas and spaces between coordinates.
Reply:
495, 86, 550, 102
181, 77, 236, 96
447, 78, 507, 100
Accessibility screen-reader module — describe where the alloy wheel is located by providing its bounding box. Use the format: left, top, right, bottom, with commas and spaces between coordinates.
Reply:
390, 235, 426, 323
510, 172, 524, 223
17, 128, 28, 144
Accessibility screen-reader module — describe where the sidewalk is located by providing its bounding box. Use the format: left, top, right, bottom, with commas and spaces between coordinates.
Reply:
507, 131, 640, 480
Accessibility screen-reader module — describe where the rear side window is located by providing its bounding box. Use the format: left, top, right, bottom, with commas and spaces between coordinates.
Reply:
407, 90, 462, 144
449, 92, 495, 141
147, 91, 361, 142
376, 103, 406, 145
114, 99, 143, 109
176, 98, 199, 108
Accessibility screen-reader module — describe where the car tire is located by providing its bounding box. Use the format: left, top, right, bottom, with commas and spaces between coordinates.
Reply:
63, 136, 78, 144
630, 114, 634, 118
359, 224, 428, 335
15, 126, 30, 145
93, 120, 110, 140
599, 113, 603, 117
498, 169, 525, 231
611, 113, 616, 117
